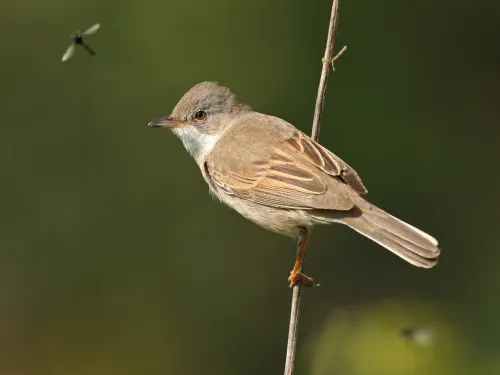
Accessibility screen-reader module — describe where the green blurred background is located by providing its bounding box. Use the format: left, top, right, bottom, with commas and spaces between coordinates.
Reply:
1, 0, 499, 374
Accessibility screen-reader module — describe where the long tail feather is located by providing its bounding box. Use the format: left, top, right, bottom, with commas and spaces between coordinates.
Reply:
312, 200, 440, 268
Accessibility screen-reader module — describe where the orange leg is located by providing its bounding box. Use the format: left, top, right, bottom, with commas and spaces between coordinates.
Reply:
287, 228, 315, 288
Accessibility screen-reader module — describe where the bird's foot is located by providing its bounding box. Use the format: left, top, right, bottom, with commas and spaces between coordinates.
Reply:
288, 271, 315, 288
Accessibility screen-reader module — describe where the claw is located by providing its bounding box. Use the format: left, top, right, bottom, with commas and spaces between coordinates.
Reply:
288, 271, 315, 288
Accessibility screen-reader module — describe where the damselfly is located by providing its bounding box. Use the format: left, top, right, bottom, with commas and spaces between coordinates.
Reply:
399, 327, 433, 346
61, 24, 100, 62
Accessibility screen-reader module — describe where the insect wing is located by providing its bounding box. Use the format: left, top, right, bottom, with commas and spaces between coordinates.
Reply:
83, 23, 100, 35
62, 43, 75, 62
399, 327, 433, 346
413, 329, 433, 346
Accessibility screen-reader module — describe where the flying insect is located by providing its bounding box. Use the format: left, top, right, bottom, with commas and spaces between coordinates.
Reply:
61, 23, 100, 62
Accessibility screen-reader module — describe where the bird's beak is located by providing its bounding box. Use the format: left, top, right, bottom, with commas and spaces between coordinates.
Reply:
148, 115, 187, 128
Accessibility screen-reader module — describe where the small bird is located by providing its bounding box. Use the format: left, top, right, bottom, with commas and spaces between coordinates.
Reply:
61, 23, 100, 62
149, 82, 440, 286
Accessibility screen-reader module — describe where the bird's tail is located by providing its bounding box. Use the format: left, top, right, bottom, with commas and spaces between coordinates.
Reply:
312, 198, 440, 268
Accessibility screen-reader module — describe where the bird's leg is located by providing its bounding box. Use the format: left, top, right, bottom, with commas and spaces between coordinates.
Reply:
288, 228, 315, 288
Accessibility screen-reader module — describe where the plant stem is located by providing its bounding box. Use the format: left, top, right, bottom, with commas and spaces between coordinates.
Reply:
284, 1, 341, 374
311, 0, 340, 142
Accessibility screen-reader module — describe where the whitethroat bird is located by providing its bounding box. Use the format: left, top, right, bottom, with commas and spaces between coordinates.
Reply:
149, 82, 440, 287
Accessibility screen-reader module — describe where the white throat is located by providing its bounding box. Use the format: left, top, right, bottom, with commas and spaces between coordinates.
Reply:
171, 126, 221, 163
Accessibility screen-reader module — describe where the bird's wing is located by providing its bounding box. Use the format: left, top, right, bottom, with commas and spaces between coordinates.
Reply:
204, 114, 357, 210
286, 129, 368, 194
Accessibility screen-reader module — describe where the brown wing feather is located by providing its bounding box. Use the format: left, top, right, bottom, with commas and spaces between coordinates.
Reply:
285, 130, 368, 194
206, 147, 353, 210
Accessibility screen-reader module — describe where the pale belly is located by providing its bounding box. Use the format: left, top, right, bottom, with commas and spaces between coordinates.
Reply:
211, 188, 316, 238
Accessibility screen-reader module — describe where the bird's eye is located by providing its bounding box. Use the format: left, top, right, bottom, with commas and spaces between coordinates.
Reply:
194, 111, 207, 121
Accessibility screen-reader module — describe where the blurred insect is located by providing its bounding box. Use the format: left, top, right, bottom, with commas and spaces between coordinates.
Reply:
61, 23, 100, 62
399, 327, 433, 346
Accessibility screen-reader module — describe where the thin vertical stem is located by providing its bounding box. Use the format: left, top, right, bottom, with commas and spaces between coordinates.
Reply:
311, 0, 339, 143
284, 1, 341, 374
